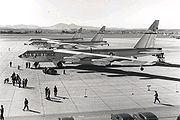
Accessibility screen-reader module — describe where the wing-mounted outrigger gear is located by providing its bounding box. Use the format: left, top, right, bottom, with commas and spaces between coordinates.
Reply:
156, 53, 165, 62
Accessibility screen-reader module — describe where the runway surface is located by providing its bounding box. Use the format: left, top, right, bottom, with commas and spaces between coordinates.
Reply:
0, 35, 180, 120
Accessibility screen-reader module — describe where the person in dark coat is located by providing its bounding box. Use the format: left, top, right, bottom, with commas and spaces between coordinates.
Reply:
23, 98, 29, 111
24, 78, 28, 87
54, 86, 58, 97
10, 61, 12, 67
18, 79, 21, 88
47, 88, 51, 100
154, 91, 160, 103
45, 87, 48, 98
0, 105, 4, 120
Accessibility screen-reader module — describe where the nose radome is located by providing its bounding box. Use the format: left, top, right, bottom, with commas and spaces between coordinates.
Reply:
18, 55, 22, 58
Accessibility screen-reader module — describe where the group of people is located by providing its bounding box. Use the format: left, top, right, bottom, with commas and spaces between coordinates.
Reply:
45, 86, 58, 100
9, 72, 28, 88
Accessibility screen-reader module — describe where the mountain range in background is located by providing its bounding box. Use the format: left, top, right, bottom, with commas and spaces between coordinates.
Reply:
0, 23, 124, 30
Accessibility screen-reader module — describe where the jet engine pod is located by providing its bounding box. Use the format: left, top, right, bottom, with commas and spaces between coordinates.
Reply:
64, 57, 80, 63
91, 59, 111, 66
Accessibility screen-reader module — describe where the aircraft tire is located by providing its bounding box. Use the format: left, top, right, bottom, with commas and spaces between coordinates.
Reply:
57, 62, 63, 68
140, 67, 144, 71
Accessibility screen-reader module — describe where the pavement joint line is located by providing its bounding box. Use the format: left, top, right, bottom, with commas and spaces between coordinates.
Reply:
36, 72, 45, 119
79, 72, 112, 111
58, 74, 80, 113
4, 43, 23, 117
7, 84, 17, 117
102, 74, 146, 110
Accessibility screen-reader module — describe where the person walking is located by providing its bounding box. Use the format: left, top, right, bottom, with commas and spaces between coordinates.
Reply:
23, 98, 29, 111
154, 91, 160, 103
0, 105, 4, 120
54, 86, 58, 97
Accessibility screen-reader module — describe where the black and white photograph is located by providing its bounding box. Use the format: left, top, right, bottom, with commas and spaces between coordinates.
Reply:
0, 0, 180, 120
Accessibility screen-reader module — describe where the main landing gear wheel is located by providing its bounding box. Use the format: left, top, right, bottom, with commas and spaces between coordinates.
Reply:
156, 53, 165, 63
140, 66, 144, 71
33, 62, 39, 68
57, 62, 63, 68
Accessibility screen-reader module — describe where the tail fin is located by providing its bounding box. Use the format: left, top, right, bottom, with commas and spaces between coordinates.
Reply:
134, 20, 159, 48
72, 27, 83, 39
91, 26, 106, 41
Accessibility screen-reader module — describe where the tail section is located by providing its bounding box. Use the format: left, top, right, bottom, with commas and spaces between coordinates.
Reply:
72, 27, 83, 39
134, 20, 159, 48
91, 26, 106, 42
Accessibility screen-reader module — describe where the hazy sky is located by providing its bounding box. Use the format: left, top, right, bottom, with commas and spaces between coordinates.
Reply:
0, 0, 180, 28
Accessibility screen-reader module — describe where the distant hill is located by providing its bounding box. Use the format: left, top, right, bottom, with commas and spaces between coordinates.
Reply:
1, 24, 40, 29
0, 23, 121, 30
42, 23, 102, 30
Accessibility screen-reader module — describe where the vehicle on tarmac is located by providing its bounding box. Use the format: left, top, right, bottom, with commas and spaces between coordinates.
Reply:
111, 113, 134, 120
133, 112, 158, 120
43, 67, 57, 75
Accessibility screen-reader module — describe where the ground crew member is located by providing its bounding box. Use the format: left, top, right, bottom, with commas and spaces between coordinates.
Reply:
0, 105, 4, 120
154, 91, 160, 103
63, 70, 66, 74
47, 88, 51, 100
54, 86, 58, 97
23, 98, 29, 111
45, 87, 48, 98
10, 61, 12, 67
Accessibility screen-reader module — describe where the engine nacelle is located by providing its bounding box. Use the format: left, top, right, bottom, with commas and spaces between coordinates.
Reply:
91, 59, 110, 66
63, 57, 80, 63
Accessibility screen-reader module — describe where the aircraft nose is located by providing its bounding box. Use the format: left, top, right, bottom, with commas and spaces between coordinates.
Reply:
18, 55, 22, 58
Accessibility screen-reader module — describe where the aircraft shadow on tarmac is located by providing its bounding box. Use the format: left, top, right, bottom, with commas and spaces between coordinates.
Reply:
69, 65, 180, 82
30, 62, 180, 82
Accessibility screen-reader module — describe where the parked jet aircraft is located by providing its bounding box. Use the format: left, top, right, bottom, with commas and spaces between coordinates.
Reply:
29, 26, 108, 49
19, 20, 164, 71
28, 27, 83, 43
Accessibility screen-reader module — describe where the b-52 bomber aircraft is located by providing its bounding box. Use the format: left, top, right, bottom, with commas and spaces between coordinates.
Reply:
28, 27, 83, 43
28, 26, 108, 49
19, 20, 164, 71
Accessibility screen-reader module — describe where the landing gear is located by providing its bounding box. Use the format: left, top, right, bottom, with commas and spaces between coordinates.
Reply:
140, 66, 144, 71
33, 62, 39, 68
156, 53, 165, 63
57, 62, 63, 68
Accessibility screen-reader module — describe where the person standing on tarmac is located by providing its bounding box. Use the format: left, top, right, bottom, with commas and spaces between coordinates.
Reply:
23, 98, 29, 111
0, 105, 4, 120
9, 61, 12, 67
154, 91, 160, 103
45, 87, 48, 99
54, 86, 58, 97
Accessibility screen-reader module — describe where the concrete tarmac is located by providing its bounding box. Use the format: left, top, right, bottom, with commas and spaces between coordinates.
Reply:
0, 37, 180, 120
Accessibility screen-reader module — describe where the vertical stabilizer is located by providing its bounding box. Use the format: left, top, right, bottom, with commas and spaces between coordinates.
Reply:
91, 26, 106, 41
134, 20, 159, 48
72, 27, 83, 39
